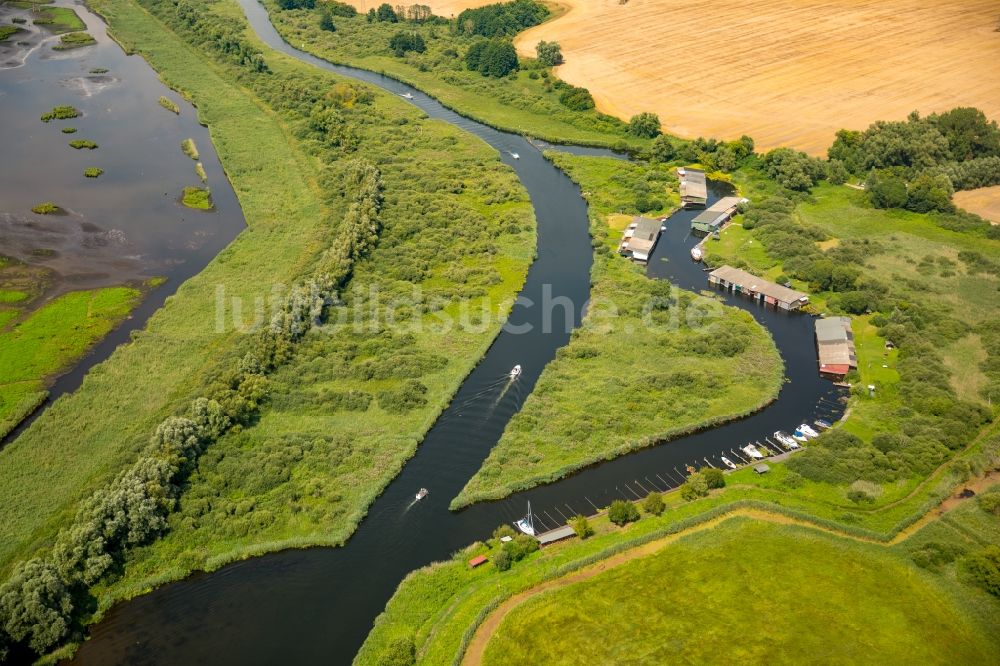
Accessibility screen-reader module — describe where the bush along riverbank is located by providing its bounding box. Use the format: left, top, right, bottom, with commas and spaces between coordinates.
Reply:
0, 0, 535, 658
453, 152, 784, 508
265, 0, 652, 149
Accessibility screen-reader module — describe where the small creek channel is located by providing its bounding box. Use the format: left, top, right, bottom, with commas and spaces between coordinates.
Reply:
69, 2, 846, 663
0, 0, 245, 445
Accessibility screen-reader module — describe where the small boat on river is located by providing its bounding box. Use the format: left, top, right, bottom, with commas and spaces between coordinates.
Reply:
515, 502, 535, 536
509, 364, 522, 379
400, 92, 414, 100
510, 152, 520, 160
742, 444, 764, 459
415, 488, 428, 500
721, 456, 737, 470
690, 246, 703, 262
814, 419, 832, 430
792, 429, 809, 442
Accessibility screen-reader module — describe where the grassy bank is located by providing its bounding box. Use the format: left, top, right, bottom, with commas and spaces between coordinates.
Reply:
481, 518, 998, 665
453, 153, 784, 507
265, 0, 643, 149
0, 286, 143, 440
357, 446, 1000, 665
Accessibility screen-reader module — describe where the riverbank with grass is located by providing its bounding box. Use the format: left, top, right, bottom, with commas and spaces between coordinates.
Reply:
265, 0, 645, 149
453, 152, 784, 508
359, 451, 1000, 665
0, 0, 536, 657
0, 285, 145, 440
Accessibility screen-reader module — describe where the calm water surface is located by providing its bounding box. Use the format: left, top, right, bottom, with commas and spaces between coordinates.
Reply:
0, 0, 245, 443
69, 3, 845, 664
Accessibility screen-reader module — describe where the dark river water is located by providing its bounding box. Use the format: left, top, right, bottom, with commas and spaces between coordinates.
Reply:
68, 2, 846, 663
0, 0, 245, 444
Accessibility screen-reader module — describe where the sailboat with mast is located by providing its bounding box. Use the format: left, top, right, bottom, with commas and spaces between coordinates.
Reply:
514, 502, 535, 536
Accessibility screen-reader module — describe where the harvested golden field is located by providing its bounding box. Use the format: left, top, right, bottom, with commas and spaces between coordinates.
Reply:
382, 0, 1000, 155
515, 0, 1000, 154
954, 185, 1000, 224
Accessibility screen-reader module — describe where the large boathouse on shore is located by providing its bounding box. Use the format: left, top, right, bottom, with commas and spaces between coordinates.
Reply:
708, 265, 809, 310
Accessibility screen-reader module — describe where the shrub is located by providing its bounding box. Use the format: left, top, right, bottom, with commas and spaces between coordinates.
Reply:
277, 0, 315, 8
378, 635, 415, 666
760, 147, 826, 191
608, 499, 640, 526
978, 492, 1000, 517
493, 548, 512, 571
702, 468, 726, 489
649, 135, 675, 162
558, 85, 594, 111
319, 10, 336, 32
679, 472, 709, 500
961, 545, 1000, 597
535, 40, 562, 66
84, 167, 103, 178
493, 524, 516, 541
389, 32, 425, 57
181, 137, 199, 160
642, 492, 665, 516
466, 39, 518, 77
40, 105, 79, 122
377, 379, 428, 412
627, 112, 661, 138
326, 1, 357, 17
910, 541, 965, 572
570, 515, 593, 538
375, 3, 398, 22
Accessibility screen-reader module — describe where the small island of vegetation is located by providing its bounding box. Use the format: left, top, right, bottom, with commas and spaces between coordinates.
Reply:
54, 31, 97, 49
180, 137, 199, 160
30, 202, 60, 215
84, 167, 104, 178
68, 139, 98, 150
181, 186, 212, 209
40, 105, 79, 123
158, 95, 180, 113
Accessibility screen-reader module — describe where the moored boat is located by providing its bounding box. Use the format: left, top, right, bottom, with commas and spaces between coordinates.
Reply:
798, 423, 819, 438
721, 455, 737, 469
514, 502, 535, 536
774, 431, 799, 449
814, 419, 832, 430
690, 246, 703, 262
741, 444, 764, 459
792, 429, 809, 442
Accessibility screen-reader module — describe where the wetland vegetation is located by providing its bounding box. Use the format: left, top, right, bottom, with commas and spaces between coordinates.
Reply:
180, 186, 212, 209
158, 95, 180, 113
54, 31, 96, 49
83, 167, 103, 178
40, 105, 79, 122
68, 139, 97, 149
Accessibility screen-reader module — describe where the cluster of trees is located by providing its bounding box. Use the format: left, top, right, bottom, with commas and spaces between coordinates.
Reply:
455, 0, 548, 38
608, 499, 640, 526
172, 0, 269, 72
757, 147, 827, 191
388, 31, 426, 56
278, 0, 314, 8
0, 153, 385, 656
667, 135, 756, 173
829, 108, 1000, 212
465, 39, 518, 77
679, 468, 725, 500
535, 40, 562, 66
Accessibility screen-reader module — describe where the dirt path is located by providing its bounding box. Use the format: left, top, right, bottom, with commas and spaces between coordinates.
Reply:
461, 475, 998, 665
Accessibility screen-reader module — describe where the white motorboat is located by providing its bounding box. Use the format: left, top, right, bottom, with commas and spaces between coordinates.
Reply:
721, 456, 737, 470
799, 423, 820, 438
510, 152, 520, 160
814, 419, 832, 430
741, 444, 764, 459
415, 488, 428, 500
792, 429, 809, 442
690, 246, 703, 262
774, 431, 799, 449
510, 364, 522, 379
515, 502, 535, 536
400, 92, 414, 100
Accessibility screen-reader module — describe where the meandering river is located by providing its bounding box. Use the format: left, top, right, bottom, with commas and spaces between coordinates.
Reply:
69, 3, 846, 663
